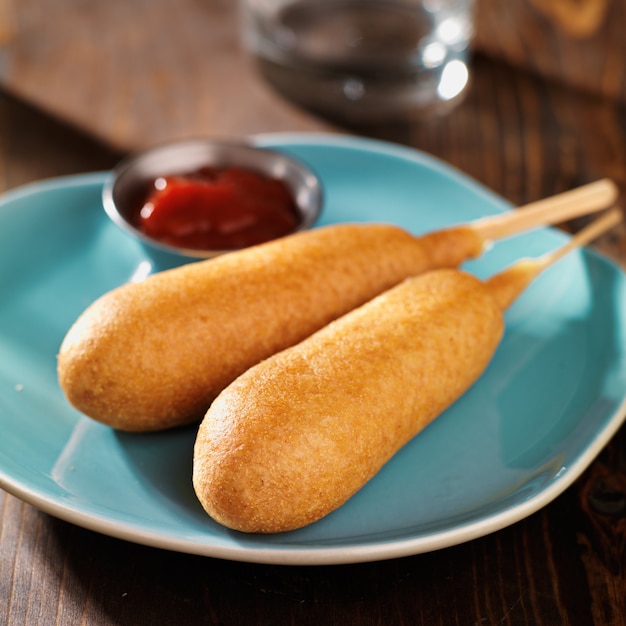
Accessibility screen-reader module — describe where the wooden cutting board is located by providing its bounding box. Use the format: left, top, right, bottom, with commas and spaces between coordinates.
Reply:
0, 0, 336, 151
0, 0, 623, 152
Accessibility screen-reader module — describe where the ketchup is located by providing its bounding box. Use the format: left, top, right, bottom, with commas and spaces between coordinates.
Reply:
135, 166, 299, 250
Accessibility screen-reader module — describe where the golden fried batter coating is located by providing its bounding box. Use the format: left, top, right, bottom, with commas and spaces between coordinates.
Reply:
57, 224, 483, 431
193, 269, 503, 533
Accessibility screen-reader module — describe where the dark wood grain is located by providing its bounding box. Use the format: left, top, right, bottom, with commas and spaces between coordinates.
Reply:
1, 19, 626, 626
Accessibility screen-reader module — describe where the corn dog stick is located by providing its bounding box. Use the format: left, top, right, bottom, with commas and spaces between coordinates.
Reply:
470, 179, 618, 240
486, 207, 623, 310
58, 183, 618, 432
193, 210, 621, 533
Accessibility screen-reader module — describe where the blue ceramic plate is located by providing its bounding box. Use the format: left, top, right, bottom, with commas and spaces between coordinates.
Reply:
1, 134, 625, 565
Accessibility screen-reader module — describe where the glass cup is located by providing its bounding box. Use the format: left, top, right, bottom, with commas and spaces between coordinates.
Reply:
238, 0, 475, 123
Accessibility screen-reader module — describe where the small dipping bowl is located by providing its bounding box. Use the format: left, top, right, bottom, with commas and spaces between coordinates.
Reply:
102, 138, 323, 268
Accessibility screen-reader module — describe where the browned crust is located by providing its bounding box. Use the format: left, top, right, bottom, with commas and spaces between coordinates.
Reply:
57, 223, 483, 431
193, 269, 503, 533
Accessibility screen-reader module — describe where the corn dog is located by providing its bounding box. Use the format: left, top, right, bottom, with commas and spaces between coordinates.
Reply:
57, 181, 617, 431
192, 210, 622, 533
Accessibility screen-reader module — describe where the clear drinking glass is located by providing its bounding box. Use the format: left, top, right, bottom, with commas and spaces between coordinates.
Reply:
239, 0, 475, 122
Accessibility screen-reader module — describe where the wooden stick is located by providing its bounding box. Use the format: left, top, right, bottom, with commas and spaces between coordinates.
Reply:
536, 207, 623, 269
486, 207, 623, 310
471, 179, 618, 241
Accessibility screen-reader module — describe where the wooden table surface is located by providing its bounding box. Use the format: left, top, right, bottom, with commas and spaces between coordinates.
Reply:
2, 3, 626, 625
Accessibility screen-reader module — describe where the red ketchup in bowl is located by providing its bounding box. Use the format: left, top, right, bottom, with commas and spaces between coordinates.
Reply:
135, 166, 299, 250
